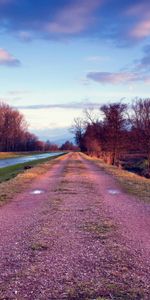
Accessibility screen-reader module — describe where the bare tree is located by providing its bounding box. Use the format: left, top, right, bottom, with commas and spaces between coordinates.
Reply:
100, 103, 128, 165
131, 98, 150, 169
0, 102, 56, 152
71, 117, 86, 151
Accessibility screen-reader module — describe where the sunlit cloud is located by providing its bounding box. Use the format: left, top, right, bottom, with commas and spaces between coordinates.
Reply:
0, 0, 149, 44
126, 2, 150, 40
87, 71, 142, 85
0, 48, 21, 66
45, 0, 102, 35
131, 20, 150, 39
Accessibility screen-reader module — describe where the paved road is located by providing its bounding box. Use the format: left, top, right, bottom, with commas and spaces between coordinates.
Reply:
0, 153, 149, 299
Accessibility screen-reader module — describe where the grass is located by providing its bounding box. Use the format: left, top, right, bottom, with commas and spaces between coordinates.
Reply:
0, 151, 49, 159
66, 281, 144, 300
82, 153, 150, 203
0, 153, 67, 205
82, 220, 116, 240
30, 242, 48, 251
101, 164, 150, 203
0, 152, 22, 159
0, 153, 65, 183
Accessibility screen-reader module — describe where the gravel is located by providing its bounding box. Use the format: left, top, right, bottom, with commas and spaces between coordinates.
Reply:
0, 153, 149, 299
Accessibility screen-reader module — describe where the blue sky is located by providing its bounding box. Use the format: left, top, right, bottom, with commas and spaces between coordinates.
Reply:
0, 0, 150, 142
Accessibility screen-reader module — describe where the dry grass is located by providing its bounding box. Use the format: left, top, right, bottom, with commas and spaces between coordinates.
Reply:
82, 220, 116, 238
0, 152, 21, 159
0, 151, 52, 159
82, 153, 150, 203
0, 155, 66, 205
30, 242, 48, 251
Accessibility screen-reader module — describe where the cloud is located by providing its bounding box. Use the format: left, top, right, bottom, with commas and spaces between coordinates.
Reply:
130, 20, 150, 39
0, 0, 149, 44
33, 127, 73, 144
86, 55, 110, 62
86, 43, 150, 85
45, 0, 102, 35
132, 44, 150, 71
8, 90, 30, 95
16, 31, 32, 42
0, 0, 103, 40
16, 101, 102, 110
0, 48, 20, 66
126, 2, 150, 40
87, 71, 142, 84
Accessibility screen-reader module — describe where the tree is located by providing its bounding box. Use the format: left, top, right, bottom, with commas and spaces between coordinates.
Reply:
60, 140, 78, 151
100, 103, 128, 165
0, 101, 56, 152
83, 122, 102, 157
131, 98, 150, 169
71, 117, 86, 151
0, 102, 27, 151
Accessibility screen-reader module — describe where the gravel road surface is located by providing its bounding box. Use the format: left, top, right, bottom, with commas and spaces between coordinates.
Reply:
0, 153, 149, 299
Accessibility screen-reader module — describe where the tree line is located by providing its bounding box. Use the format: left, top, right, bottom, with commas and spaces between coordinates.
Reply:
73, 98, 150, 170
0, 102, 59, 152
0, 102, 79, 152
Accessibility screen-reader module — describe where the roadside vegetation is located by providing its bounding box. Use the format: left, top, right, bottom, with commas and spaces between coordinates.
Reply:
82, 153, 150, 203
0, 102, 78, 153
0, 151, 55, 159
0, 153, 66, 205
0, 153, 65, 184
0, 152, 22, 159
73, 98, 150, 179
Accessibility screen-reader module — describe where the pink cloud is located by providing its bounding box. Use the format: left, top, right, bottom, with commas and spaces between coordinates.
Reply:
126, 3, 150, 39
126, 3, 150, 16
45, 0, 102, 34
0, 48, 20, 66
130, 19, 150, 39
87, 71, 142, 84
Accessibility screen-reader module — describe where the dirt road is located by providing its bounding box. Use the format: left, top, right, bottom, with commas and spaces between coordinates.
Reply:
0, 153, 149, 299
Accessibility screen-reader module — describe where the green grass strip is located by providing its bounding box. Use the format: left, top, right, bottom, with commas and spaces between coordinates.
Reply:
0, 153, 65, 183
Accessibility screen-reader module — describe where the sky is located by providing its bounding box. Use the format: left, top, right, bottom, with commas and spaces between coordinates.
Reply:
0, 0, 150, 143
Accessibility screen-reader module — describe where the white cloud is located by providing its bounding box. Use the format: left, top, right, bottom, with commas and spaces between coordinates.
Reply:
86, 55, 110, 62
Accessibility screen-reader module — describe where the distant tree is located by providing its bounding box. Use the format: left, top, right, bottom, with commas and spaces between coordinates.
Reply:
60, 140, 77, 151
0, 101, 55, 152
45, 140, 58, 151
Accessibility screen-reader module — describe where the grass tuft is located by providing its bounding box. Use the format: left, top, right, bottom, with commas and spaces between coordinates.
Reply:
82, 221, 116, 240
30, 242, 48, 251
